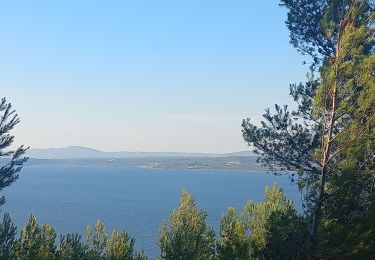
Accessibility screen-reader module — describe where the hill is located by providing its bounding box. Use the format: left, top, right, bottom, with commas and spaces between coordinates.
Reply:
27, 146, 255, 159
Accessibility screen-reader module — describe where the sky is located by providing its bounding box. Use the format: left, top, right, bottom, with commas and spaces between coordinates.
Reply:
0, 1, 308, 153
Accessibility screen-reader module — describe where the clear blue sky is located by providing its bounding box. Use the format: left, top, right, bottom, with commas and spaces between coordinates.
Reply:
1, 0, 308, 153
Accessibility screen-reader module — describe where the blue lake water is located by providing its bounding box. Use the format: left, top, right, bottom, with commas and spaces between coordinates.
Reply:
2, 165, 300, 258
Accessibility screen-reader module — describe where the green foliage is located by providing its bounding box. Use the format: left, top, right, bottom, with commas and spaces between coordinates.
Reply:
106, 229, 135, 259
85, 220, 146, 260
1, 2, 373, 259
243, 184, 297, 258
215, 185, 307, 259
279, 0, 335, 62
7, 216, 145, 260
13, 215, 57, 260
263, 209, 308, 259
243, 185, 293, 250
158, 190, 215, 260
317, 195, 375, 259
131, 251, 148, 260
0, 98, 28, 206
56, 233, 88, 259
86, 220, 107, 259
1, 187, 305, 260
216, 208, 249, 260
242, 2, 375, 258
0, 213, 17, 259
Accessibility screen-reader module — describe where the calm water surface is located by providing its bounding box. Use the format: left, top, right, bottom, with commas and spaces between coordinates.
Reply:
2, 165, 300, 258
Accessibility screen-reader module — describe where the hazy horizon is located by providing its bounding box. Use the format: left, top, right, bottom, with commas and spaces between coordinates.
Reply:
28, 145, 256, 155
1, 1, 307, 153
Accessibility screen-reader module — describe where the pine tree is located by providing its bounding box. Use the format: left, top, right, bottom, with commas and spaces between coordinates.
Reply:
242, 0, 375, 256
263, 208, 308, 259
158, 190, 215, 260
56, 233, 88, 260
216, 208, 249, 260
0, 213, 17, 259
0, 98, 28, 206
215, 185, 306, 259
86, 220, 107, 259
85, 220, 146, 260
13, 215, 57, 260
243, 185, 297, 258
105, 229, 135, 259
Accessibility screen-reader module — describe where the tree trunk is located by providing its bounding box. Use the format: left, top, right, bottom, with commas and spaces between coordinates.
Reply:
309, 23, 342, 258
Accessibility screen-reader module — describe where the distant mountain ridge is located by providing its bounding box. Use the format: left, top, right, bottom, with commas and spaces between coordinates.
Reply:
27, 146, 255, 159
